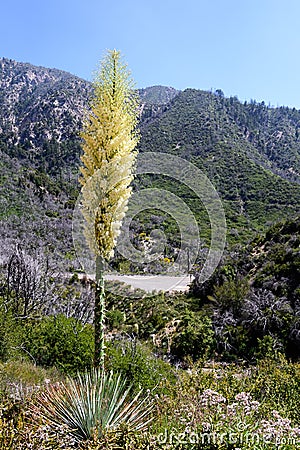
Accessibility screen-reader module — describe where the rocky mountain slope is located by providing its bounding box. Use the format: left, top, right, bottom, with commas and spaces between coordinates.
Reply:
0, 58, 177, 166
1, 57, 300, 267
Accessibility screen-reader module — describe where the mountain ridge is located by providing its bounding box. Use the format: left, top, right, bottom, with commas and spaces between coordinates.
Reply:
1, 57, 300, 265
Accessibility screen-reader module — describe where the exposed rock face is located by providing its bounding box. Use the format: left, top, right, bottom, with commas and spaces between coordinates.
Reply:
0, 58, 91, 149
0, 58, 179, 153
139, 85, 180, 124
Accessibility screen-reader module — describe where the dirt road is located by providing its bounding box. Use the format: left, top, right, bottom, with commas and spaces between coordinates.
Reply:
104, 274, 193, 293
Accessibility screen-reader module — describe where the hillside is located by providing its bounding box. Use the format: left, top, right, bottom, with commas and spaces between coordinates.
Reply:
190, 215, 300, 359
0, 58, 176, 172
1, 59, 300, 450
138, 88, 300, 244
1, 57, 300, 267
0, 58, 90, 176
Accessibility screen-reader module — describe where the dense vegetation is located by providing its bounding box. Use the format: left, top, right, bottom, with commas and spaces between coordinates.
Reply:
138, 89, 300, 245
0, 58, 299, 448
1, 58, 300, 257
0, 215, 299, 447
191, 215, 300, 360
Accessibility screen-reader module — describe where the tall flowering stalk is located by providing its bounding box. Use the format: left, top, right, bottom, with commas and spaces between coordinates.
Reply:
80, 50, 139, 368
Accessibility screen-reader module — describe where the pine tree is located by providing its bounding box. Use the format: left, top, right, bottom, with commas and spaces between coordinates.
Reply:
80, 50, 139, 368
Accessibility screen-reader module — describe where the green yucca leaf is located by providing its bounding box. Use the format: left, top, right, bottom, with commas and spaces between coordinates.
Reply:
31, 369, 154, 442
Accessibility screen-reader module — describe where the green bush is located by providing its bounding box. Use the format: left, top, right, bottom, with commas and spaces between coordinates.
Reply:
250, 357, 300, 423
0, 301, 25, 362
105, 338, 177, 395
0, 360, 61, 397
150, 358, 300, 449
23, 315, 94, 375
106, 309, 125, 330
170, 310, 215, 362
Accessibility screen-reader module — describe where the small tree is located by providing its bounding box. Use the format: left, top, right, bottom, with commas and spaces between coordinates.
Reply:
80, 50, 139, 368
3, 246, 56, 319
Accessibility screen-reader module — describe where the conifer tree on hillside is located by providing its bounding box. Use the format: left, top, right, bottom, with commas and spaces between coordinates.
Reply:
79, 50, 140, 368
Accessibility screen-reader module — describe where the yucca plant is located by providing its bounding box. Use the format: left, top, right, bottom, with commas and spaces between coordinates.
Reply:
79, 49, 140, 368
32, 52, 153, 446
32, 369, 154, 443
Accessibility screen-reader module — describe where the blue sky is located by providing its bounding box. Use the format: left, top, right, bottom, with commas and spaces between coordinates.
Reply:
2, 0, 300, 107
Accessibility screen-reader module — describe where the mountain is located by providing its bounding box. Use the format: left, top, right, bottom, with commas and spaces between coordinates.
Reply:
139, 85, 179, 104
137, 88, 300, 244
1, 57, 300, 268
0, 57, 91, 174
0, 58, 181, 267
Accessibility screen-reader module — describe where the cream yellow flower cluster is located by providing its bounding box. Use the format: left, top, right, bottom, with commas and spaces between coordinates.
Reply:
79, 50, 139, 260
